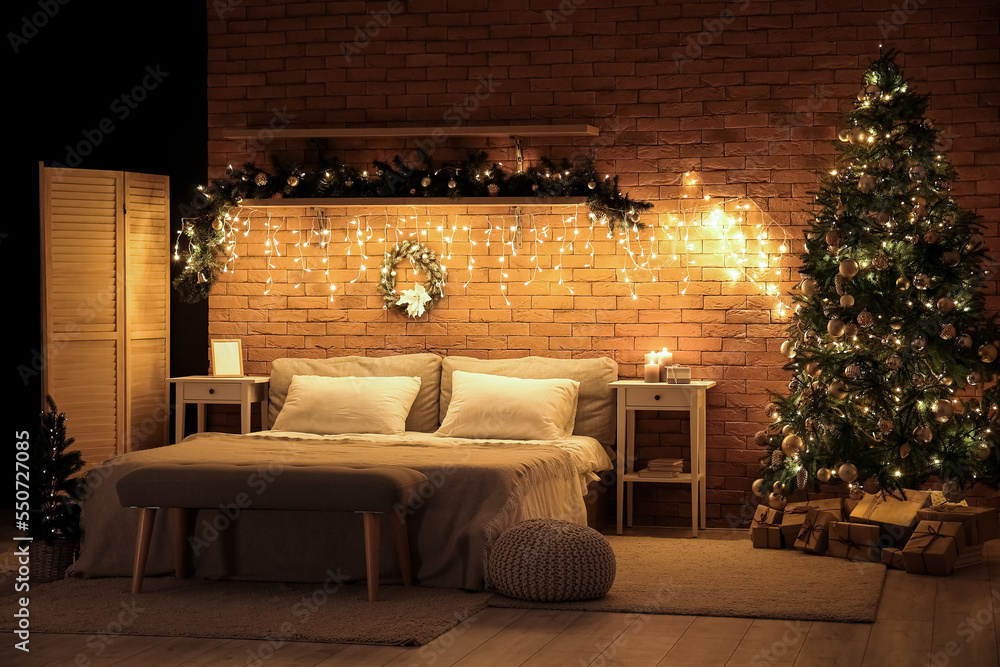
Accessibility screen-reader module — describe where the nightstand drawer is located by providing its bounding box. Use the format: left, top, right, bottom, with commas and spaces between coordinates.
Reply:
182, 383, 242, 401
625, 386, 690, 410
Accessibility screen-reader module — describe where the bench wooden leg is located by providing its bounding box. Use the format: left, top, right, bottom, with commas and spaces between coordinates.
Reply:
389, 514, 412, 587
131, 507, 157, 594
362, 512, 381, 602
171, 508, 195, 579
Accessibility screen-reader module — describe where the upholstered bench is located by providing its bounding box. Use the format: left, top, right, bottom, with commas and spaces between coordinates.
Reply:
116, 463, 428, 601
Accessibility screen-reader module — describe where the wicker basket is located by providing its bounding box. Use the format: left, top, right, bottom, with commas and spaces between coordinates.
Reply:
30, 540, 76, 583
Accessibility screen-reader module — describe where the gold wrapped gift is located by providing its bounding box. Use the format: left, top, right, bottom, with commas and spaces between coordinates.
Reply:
902, 520, 966, 576
849, 489, 931, 547
751, 504, 783, 529
780, 498, 843, 545
916, 503, 997, 545
881, 547, 905, 570
827, 521, 881, 562
793, 508, 838, 554
751, 525, 783, 549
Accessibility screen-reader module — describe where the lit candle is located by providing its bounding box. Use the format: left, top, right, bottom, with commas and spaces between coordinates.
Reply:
659, 347, 674, 365
644, 362, 661, 383
644, 351, 659, 365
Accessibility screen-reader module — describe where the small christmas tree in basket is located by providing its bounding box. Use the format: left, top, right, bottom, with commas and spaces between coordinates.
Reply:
29, 396, 85, 582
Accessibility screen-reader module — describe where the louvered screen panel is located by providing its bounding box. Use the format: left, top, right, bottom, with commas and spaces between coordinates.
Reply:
124, 172, 170, 450
41, 166, 125, 468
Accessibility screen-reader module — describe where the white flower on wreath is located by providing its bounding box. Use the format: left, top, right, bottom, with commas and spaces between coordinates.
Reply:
396, 283, 432, 318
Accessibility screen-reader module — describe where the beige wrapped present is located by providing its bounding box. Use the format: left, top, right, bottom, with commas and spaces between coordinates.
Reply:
849, 489, 931, 547
780, 498, 843, 545
793, 508, 837, 554
827, 521, 881, 562
916, 503, 997, 545
902, 520, 965, 576
751, 525, 783, 549
881, 547, 905, 570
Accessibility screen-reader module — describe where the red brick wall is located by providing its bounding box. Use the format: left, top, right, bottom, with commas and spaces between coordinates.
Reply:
205, 0, 1000, 527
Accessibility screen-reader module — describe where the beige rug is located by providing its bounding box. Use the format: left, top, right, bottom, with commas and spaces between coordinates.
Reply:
0, 577, 492, 646
489, 536, 886, 623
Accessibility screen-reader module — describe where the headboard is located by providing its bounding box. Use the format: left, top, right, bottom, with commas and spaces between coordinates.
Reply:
439, 356, 619, 449
268, 354, 442, 433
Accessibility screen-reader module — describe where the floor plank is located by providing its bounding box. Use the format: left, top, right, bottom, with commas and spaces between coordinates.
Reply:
453, 609, 582, 666
381, 607, 527, 667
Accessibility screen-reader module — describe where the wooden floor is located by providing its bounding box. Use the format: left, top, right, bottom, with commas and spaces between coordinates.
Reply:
5, 529, 1000, 667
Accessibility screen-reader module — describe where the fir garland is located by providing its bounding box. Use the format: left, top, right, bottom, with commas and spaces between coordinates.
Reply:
173, 152, 652, 302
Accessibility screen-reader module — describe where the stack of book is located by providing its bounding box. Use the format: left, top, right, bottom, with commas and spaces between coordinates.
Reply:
638, 458, 684, 478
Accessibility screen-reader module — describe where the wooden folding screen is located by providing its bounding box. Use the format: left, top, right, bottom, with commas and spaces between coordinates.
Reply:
39, 165, 170, 467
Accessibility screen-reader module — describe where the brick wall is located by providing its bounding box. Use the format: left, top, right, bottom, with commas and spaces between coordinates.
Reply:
204, 0, 1000, 527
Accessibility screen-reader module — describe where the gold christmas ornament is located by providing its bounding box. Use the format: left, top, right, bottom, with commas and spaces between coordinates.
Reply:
801, 278, 819, 297
934, 399, 954, 423
958, 334, 973, 349
816, 467, 832, 483
850, 127, 867, 144
420, 176, 432, 187
912, 336, 927, 351
979, 343, 998, 363
857, 309, 875, 328
840, 294, 855, 307
913, 273, 931, 289
896, 276, 911, 290
838, 129, 851, 142
825, 230, 843, 248
878, 418, 894, 433
879, 157, 894, 170
839, 259, 859, 278
965, 234, 984, 252
838, 462, 858, 483
768, 492, 787, 510
827, 319, 845, 337
828, 380, 848, 400
858, 174, 877, 193
782, 424, 794, 436
752, 478, 767, 496
967, 371, 981, 385
889, 316, 903, 331
940, 323, 956, 340
772, 480, 785, 493
844, 322, 858, 338
806, 361, 822, 377
924, 230, 940, 244
781, 434, 803, 457
975, 444, 991, 462
912, 425, 933, 443
765, 402, 781, 420
937, 296, 955, 313
211, 218, 222, 230
286, 175, 299, 187
909, 165, 927, 182
887, 354, 903, 371
780, 340, 795, 358
845, 363, 862, 379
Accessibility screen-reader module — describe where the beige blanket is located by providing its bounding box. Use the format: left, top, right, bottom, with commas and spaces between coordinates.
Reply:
69, 431, 601, 590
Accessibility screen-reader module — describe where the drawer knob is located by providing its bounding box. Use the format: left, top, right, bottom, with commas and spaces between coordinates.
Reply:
654, 394, 660, 401
209, 388, 215, 394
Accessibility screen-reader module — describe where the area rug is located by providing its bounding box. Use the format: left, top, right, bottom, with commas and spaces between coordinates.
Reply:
0, 577, 492, 646
489, 536, 886, 623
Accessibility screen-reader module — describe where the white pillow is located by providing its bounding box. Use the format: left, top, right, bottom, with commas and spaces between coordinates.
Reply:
271, 375, 421, 435
436, 370, 580, 440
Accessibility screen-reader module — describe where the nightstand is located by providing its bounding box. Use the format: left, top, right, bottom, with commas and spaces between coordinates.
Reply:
169, 376, 270, 443
610, 380, 716, 537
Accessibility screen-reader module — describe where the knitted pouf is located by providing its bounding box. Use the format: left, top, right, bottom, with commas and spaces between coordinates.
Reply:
488, 519, 616, 601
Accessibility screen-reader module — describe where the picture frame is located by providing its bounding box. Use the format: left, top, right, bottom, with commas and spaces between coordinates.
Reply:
210, 339, 244, 377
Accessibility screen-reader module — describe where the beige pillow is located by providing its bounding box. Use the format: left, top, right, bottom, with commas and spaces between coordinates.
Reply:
271, 375, 421, 435
436, 371, 580, 440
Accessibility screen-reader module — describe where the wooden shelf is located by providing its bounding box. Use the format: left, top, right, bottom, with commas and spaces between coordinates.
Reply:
236, 196, 590, 208
222, 124, 599, 140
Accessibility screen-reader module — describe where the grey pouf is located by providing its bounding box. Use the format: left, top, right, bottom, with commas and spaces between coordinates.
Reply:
488, 519, 616, 601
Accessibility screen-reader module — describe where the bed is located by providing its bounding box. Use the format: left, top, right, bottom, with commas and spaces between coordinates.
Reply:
68, 354, 617, 591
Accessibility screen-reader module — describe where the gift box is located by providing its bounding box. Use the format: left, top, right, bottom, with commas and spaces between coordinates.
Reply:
902, 520, 966, 576
956, 544, 985, 569
916, 503, 997, 545
881, 547, 906, 570
780, 499, 843, 546
794, 508, 838, 554
751, 504, 783, 529
827, 521, 881, 562
849, 489, 931, 547
751, 525, 783, 549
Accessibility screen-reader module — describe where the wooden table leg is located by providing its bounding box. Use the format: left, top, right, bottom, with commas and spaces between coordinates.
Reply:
131, 508, 157, 594
362, 513, 381, 602
171, 508, 195, 579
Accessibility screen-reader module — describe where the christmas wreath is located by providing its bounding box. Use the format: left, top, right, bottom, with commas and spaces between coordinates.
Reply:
377, 240, 445, 318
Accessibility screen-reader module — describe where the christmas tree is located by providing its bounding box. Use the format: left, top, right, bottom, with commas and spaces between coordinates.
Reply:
30, 396, 85, 543
754, 51, 1000, 508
